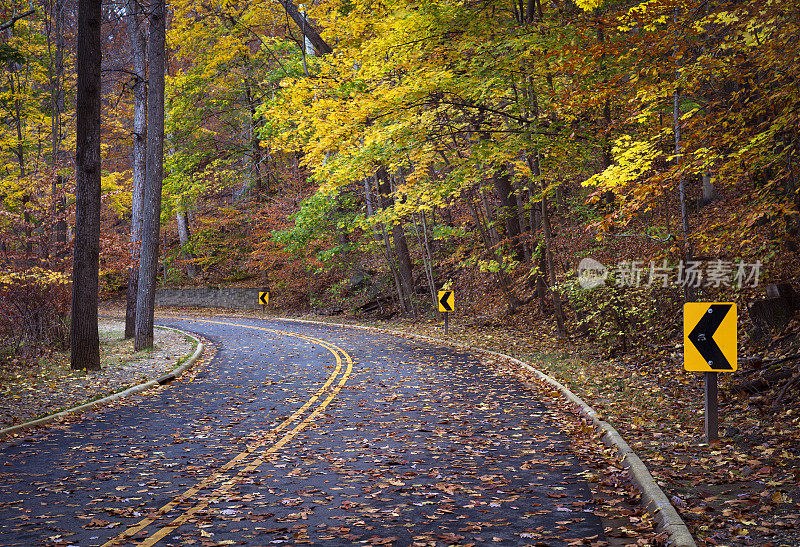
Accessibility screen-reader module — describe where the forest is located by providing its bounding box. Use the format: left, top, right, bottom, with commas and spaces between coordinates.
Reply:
1, 0, 798, 365
3, 3, 800, 544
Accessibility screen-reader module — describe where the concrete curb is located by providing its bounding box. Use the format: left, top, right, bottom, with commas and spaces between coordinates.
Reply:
0, 326, 204, 439
274, 316, 697, 547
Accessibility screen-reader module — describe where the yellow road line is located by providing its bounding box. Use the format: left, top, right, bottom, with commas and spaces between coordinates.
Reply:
102, 320, 353, 546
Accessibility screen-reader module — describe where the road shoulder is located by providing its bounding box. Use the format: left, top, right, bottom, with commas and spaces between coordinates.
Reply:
0, 320, 203, 438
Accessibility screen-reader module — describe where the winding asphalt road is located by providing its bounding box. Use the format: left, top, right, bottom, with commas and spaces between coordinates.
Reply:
0, 316, 604, 546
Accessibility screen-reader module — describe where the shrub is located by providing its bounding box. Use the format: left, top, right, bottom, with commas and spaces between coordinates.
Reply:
560, 276, 663, 354
0, 268, 71, 357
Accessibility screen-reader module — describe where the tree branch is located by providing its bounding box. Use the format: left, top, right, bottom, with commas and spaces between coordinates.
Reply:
278, 0, 333, 55
1, 9, 36, 31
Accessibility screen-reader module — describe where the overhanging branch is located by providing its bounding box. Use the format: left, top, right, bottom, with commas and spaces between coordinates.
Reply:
1, 9, 36, 31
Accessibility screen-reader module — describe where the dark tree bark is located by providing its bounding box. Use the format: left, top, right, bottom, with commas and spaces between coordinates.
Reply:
53, 176, 67, 256
124, 0, 147, 339
393, 223, 415, 315
244, 80, 265, 191
377, 167, 415, 316
135, 0, 165, 351
279, 0, 333, 55
70, 0, 102, 371
493, 165, 525, 262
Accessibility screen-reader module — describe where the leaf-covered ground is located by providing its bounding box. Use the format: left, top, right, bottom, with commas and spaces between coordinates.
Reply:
5, 303, 798, 546
145, 304, 799, 547
300, 313, 800, 547
0, 321, 196, 428
1, 315, 658, 546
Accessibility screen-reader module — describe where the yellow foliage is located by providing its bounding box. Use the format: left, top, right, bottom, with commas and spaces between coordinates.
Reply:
576, 0, 605, 12
0, 268, 71, 287
582, 136, 659, 190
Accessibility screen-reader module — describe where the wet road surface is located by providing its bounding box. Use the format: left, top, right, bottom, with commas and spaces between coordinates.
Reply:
0, 316, 604, 546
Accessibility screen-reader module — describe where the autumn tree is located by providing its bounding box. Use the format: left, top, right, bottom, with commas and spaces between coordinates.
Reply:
123, 0, 147, 339
135, 0, 165, 351
70, 0, 102, 370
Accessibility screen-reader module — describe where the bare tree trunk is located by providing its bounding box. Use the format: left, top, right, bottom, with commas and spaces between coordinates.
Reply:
377, 167, 415, 316
53, 176, 67, 257
701, 172, 715, 204
391, 172, 417, 318
534, 237, 547, 312
22, 195, 32, 257
468, 187, 522, 313
412, 210, 438, 316
493, 165, 525, 262
526, 153, 547, 308
673, 5, 695, 304
48, 0, 66, 260
125, 0, 147, 339
278, 0, 332, 54
479, 186, 500, 248
70, 0, 102, 371
177, 209, 197, 278
250, 93, 265, 192
393, 224, 416, 317
135, 0, 166, 351
541, 194, 567, 337
367, 175, 403, 312
513, 177, 530, 262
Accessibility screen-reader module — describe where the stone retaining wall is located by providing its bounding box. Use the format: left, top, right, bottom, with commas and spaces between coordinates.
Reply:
156, 287, 264, 309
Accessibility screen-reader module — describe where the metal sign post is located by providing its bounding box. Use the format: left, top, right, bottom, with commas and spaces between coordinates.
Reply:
438, 290, 454, 335
684, 302, 737, 443
705, 371, 719, 442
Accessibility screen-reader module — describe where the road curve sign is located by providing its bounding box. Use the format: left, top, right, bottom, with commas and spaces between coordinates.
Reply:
684, 302, 737, 372
438, 290, 454, 313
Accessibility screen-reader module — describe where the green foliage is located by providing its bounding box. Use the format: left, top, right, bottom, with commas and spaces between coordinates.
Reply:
0, 43, 25, 65
560, 277, 662, 354
273, 191, 359, 271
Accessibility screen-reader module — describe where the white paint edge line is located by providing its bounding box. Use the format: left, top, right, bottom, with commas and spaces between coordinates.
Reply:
0, 326, 204, 439
272, 316, 697, 547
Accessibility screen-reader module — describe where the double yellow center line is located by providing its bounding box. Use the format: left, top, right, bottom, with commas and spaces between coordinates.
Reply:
102, 319, 354, 546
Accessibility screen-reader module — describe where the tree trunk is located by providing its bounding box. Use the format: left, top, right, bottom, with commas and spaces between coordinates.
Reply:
479, 187, 500, 248
413, 210, 438, 316
70, 0, 102, 371
177, 209, 197, 278
526, 153, 547, 307
468, 187, 523, 313
493, 165, 525, 262
22, 195, 32, 257
390, 168, 416, 317
393, 224, 416, 317
125, 0, 147, 339
247, 85, 265, 192
542, 194, 567, 337
673, 6, 695, 303
135, 0, 166, 351
701, 172, 716, 204
366, 175, 403, 312
49, 0, 66, 260
53, 176, 67, 257
513, 177, 530, 262
278, 0, 333, 55
377, 167, 415, 316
